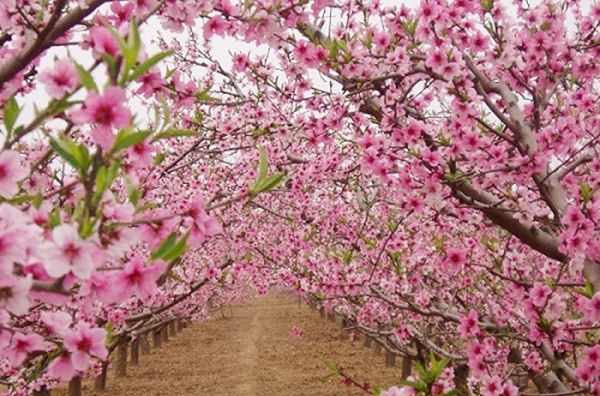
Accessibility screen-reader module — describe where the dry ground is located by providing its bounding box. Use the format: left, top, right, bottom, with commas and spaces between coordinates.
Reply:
55, 291, 400, 395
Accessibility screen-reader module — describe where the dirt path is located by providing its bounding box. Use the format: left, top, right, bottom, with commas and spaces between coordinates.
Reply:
56, 291, 399, 395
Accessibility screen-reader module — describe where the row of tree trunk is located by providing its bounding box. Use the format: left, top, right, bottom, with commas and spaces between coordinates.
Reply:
33, 319, 186, 396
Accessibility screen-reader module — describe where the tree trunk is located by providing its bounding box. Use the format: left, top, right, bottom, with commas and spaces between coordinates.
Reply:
116, 340, 128, 377
153, 330, 161, 348
141, 333, 150, 354
363, 336, 372, 348
402, 357, 413, 379
385, 351, 396, 367
68, 377, 81, 396
161, 325, 169, 342
130, 338, 139, 365
169, 320, 176, 336
94, 362, 108, 391
374, 341, 382, 354
177, 319, 184, 332
530, 372, 569, 394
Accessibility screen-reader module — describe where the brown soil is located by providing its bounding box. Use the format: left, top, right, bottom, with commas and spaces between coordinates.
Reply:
55, 291, 400, 395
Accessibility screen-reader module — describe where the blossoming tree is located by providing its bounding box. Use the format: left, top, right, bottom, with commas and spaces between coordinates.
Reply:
0, 0, 598, 395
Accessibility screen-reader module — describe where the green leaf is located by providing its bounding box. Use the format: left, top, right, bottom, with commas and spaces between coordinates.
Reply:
128, 50, 174, 82
152, 128, 197, 142
195, 89, 217, 102
162, 233, 189, 262
257, 146, 269, 182
127, 180, 141, 206
74, 62, 98, 92
49, 136, 86, 170
104, 322, 114, 346
397, 380, 423, 391
127, 19, 141, 68
256, 172, 285, 194
153, 152, 166, 165
49, 206, 61, 227
580, 183, 594, 204
3, 96, 20, 133
94, 166, 109, 201
112, 130, 151, 153
32, 192, 43, 209
577, 281, 595, 298
7, 194, 38, 205
160, 97, 171, 129
79, 214, 97, 238
150, 232, 177, 260
323, 360, 340, 373
402, 18, 419, 37
480, 0, 494, 12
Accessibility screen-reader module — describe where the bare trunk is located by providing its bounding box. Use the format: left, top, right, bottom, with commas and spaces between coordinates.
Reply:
161, 325, 169, 342
153, 330, 161, 348
140, 333, 150, 354
401, 357, 413, 379
374, 341, 382, 354
130, 338, 139, 365
94, 362, 108, 391
116, 341, 128, 377
68, 377, 81, 396
385, 351, 396, 367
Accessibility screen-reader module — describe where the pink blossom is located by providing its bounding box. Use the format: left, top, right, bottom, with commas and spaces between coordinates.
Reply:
394, 325, 412, 342
187, 197, 222, 248
0, 275, 31, 315
114, 255, 165, 299
135, 70, 165, 98
425, 48, 447, 71
523, 351, 544, 372
41, 224, 95, 279
109, 1, 134, 27
586, 292, 600, 322
62, 322, 108, 371
468, 357, 486, 377
89, 26, 120, 57
5, 332, 45, 366
0, 150, 28, 198
289, 325, 304, 338
466, 342, 486, 361
563, 205, 584, 228
127, 139, 155, 168
39, 59, 79, 99
529, 283, 551, 308
545, 294, 566, 321
48, 353, 77, 382
70, 87, 131, 149
204, 266, 221, 281
458, 309, 480, 337
232, 54, 250, 72
79, 273, 119, 304
203, 15, 228, 40
481, 375, 503, 396
501, 381, 519, 396
41, 311, 72, 335
381, 386, 416, 396
444, 248, 467, 271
